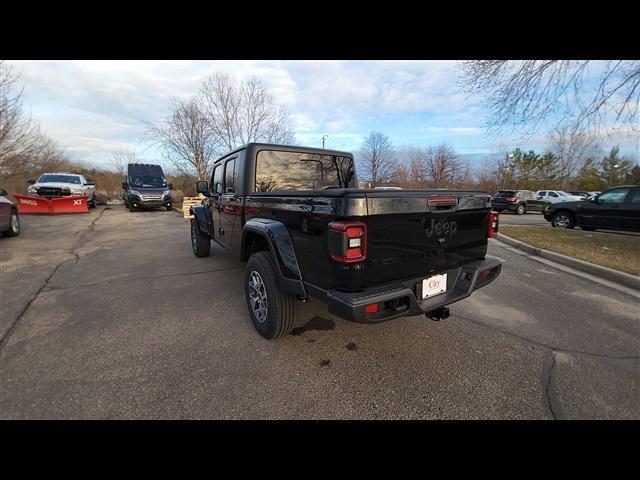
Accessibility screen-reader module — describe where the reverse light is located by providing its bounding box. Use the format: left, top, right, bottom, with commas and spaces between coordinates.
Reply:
328, 221, 367, 264
488, 211, 499, 238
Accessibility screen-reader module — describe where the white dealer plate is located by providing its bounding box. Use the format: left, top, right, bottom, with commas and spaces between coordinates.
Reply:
422, 274, 447, 299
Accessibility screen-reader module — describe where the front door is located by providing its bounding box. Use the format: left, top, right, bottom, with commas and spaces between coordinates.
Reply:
218, 158, 239, 249
580, 187, 630, 229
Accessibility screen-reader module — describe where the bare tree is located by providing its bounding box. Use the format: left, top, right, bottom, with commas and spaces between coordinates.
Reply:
359, 131, 398, 187
460, 60, 640, 134
199, 73, 295, 151
148, 98, 219, 180
422, 143, 470, 188
0, 61, 41, 177
109, 149, 137, 176
547, 126, 600, 189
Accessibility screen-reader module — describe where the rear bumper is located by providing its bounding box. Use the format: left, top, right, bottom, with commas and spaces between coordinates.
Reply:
324, 256, 503, 323
491, 203, 515, 212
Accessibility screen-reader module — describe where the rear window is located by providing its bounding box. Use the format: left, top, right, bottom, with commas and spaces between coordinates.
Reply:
496, 191, 516, 197
255, 150, 356, 192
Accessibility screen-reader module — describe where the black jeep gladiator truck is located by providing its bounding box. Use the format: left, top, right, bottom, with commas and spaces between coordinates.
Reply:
190, 143, 503, 339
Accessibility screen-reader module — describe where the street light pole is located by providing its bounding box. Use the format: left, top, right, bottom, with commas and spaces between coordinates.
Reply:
322, 135, 328, 149
608, 163, 619, 188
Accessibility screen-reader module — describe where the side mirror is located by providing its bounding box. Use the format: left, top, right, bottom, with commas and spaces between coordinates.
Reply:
195, 180, 210, 196
27, 179, 36, 184
168, 183, 174, 190
589, 196, 600, 204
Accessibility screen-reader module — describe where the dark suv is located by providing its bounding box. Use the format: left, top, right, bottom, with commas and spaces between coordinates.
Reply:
491, 190, 549, 215
544, 185, 640, 231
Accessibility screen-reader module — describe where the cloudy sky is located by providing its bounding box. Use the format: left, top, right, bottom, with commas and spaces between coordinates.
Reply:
12, 60, 640, 171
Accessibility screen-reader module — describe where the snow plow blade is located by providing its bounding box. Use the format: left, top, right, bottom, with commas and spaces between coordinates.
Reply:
50, 195, 89, 214
13, 194, 89, 214
13, 194, 52, 214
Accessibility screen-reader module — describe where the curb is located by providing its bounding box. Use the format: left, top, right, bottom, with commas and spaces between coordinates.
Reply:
495, 233, 640, 291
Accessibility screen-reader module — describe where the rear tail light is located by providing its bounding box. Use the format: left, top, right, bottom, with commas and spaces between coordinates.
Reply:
364, 303, 379, 314
328, 221, 367, 263
488, 211, 499, 238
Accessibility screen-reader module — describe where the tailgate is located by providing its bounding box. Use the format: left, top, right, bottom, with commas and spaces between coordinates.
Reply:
364, 191, 491, 287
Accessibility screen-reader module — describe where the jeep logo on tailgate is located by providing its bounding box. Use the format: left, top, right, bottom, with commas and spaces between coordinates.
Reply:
424, 218, 457, 242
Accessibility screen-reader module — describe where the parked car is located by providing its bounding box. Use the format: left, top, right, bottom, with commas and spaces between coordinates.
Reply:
27, 173, 97, 208
0, 188, 20, 237
122, 163, 173, 212
543, 185, 640, 231
535, 190, 585, 203
491, 190, 549, 215
189, 143, 502, 339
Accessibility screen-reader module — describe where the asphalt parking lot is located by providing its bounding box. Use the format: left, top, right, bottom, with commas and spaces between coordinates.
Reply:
0, 206, 638, 419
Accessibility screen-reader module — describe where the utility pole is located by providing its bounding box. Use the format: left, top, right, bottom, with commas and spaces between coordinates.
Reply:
322, 135, 328, 149
608, 163, 619, 188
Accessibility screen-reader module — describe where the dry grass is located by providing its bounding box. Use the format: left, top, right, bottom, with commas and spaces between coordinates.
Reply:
499, 225, 640, 276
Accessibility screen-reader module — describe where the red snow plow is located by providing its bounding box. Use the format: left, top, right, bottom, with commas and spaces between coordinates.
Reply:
13, 194, 89, 214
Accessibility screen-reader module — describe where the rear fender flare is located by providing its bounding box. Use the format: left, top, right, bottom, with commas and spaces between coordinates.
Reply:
242, 218, 306, 297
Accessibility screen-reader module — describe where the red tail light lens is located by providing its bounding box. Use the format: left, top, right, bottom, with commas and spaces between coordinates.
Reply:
364, 303, 379, 314
488, 211, 499, 238
328, 221, 367, 263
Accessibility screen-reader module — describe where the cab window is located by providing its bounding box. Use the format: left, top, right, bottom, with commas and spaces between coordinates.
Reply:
224, 158, 237, 194
599, 188, 630, 204
212, 164, 223, 194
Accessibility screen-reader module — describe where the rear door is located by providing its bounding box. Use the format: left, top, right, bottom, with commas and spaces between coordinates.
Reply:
523, 190, 543, 211
364, 191, 490, 286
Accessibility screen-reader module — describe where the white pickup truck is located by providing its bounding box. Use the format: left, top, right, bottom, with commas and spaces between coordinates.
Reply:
27, 173, 97, 208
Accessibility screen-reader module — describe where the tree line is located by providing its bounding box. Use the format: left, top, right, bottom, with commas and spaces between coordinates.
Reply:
357, 130, 639, 193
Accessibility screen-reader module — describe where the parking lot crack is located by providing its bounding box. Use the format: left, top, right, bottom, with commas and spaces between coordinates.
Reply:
0, 209, 106, 360
542, 351, 563, 420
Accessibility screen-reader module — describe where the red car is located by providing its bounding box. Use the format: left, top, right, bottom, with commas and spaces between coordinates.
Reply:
0, 188, 21, 237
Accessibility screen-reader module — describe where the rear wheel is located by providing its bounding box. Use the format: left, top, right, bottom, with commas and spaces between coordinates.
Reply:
551, 211, 575, 229
515, 203, 525, 215
190, 219, 210, 257
3, 210, 20, 237
245, 252, 296, 339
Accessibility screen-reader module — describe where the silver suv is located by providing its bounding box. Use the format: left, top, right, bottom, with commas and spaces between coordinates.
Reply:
27, 173, 97, 208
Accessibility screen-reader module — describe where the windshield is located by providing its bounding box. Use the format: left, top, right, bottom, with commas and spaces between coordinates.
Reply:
129, 175, 166, 188
39, 174, 81, 184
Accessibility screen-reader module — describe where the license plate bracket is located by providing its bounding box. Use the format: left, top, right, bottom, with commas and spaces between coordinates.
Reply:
421, 273, 447, 299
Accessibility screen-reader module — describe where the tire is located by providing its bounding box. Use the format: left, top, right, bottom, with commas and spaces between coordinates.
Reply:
515, 203, 525, 215
166, 206, 172, 211
89, 193, 96, 208
128, 203, 136, 212
3, 210, 20, 237
245, 251, 296, 339
551, 211, 575, 229
190, 219, 210, 257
